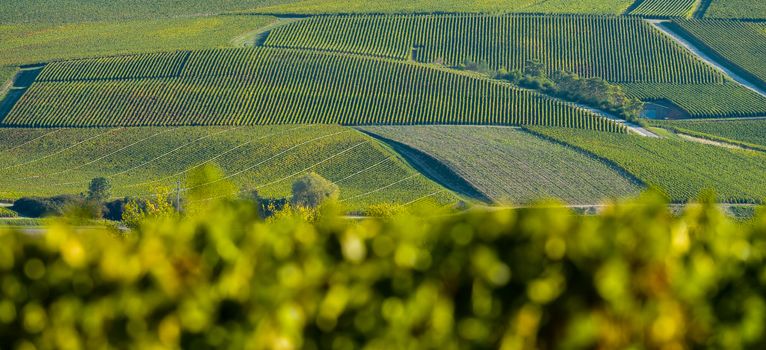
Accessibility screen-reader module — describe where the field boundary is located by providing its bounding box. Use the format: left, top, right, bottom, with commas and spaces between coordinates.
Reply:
692, 0, 713, 19
654, 20, 766, 95
521, 127, 646, 188
660, 125, 766, 153
359, 129, 493, 203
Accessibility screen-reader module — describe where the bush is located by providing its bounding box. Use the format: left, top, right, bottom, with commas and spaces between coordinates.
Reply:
291, 172, 339, 209
10, 195, 84, 218
87, 177, 112, 203
1, 192, 765, 348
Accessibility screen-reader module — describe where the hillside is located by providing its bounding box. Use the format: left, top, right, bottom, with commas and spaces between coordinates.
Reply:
531, 127, 766, 202
264, 14, 723, 84
653, 118, 766, 148
248, 0, 634, 15
361, 126, 642, 205
2, 47, 622, 130
0, 125, 457, 209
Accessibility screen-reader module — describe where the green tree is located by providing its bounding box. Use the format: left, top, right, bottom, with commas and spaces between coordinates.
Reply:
87, 177, 112, 202
291, 172, 339, 208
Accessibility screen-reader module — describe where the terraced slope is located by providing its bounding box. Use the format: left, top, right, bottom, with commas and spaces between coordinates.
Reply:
0, 125, 457, 209
2, 48, 623, 132
531, 127, 766, 202
704, 0, 766, 19
670, 20, 766, 87
629, 0, 697, 18
249, 0, 635, 15
653, 119, 766, 148
622, 83, 766, 118
264, 14, 724, 84
361, 126, 642, 205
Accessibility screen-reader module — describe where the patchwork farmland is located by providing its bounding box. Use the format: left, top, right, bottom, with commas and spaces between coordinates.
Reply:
3, 0, 766, 347
0, 0, 765, 210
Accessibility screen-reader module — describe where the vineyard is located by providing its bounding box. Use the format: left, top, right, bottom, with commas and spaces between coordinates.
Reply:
530, 127, 766, 202
704, 0, 766, 19
3, 48, 624, 131
264, 14, 724, 84
653, 118, 766, 148
622, 82, 766, 118
36, 52, 189, 81
0, 16, 276, 67
361, 126, 641, 205
670, 20, 766, 87
248, 0, 635, 15
628, 0, 697, 18
0, 0, 290, 23
0, 125, 456, 209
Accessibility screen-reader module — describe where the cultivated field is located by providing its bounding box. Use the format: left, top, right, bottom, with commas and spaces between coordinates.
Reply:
3, 48, 622, 130
653, 118, 766, 148
622, 82, 766, 118
704, 0, 766, 19
531, 127, 766, 202
0, 125, 456, 209
361, 126, 642, 205
0, 16, 276, 66
0, 0, 290, 23
265, 14, 724, 84
628, 0, 697, 18
249, 0, 634, 15
669, 20, 766, 87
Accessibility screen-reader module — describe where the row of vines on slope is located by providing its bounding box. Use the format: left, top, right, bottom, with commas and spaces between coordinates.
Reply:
264, 14, 724, 84
4, 48, 625, 132
628, 0, 697, 18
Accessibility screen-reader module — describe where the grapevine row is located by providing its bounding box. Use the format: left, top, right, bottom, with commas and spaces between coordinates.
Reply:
5, 48, 626, 132
629, 0, 697, 18
37, 51, 189, 81
265, 14, 725, 84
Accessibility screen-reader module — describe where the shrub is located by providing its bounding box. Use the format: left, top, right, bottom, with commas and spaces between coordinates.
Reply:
10, 195, 84, 218
291, 172, 339, 208
1, 192, 765, 348
87, 177, 112, 203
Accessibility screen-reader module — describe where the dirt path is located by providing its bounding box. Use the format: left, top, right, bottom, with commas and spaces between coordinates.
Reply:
647, 19, 766, 99
675, 132, 749, 150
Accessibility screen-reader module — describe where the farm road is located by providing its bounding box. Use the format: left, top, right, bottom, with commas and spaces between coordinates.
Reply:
648, 19, 766, 99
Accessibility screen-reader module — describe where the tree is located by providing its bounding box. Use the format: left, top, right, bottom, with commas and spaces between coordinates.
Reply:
291, 173, 339, 209
122, 186, 175, 228
87, 177, 112, 202
523, 59, 546, 78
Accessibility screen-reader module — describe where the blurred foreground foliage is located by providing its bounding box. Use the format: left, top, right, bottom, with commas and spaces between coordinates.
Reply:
1, 192, 765, 349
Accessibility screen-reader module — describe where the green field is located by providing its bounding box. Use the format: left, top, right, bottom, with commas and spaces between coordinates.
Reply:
3, 48, 622, 131
0, 0, 291, 24
0, 125, 457, 208
622, 83, 766, 118
264, 14, 724, 84
670, 20, 766, 87
530, 127, 766, 203
0, 16, 276, 66
249, 0, 634, 15
361, 126, 642, 205
704, 0, 766, 19
628, 0, 697, 18
652, 118, 766, 148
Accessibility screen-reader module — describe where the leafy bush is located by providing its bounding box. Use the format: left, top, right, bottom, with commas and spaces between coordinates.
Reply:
291, 172, 339, 209
10, 195, 84, 218
1, 192, 765, 348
